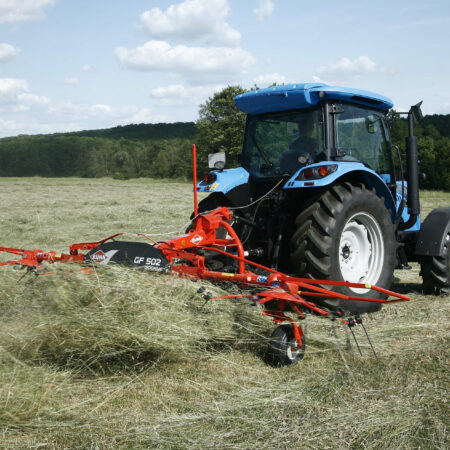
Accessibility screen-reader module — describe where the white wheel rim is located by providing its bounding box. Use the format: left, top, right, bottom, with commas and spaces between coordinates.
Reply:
339, 212, 384, 294
286, 338, 301, 360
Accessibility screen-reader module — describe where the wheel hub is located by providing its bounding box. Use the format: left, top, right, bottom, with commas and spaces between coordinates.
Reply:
287, 341, 300, 360
341, 244, 351, 260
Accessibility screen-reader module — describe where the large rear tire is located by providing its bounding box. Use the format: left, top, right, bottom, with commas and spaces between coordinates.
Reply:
290, 183, 396, 314
420, 231, 450, 295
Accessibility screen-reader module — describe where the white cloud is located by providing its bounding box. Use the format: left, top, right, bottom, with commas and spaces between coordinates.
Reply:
426, 101, 450, 115
0, 43, 19, 62
0, 116, 32, 134
115, 40, 255, 81
0, 99, 170, 137
82, 64, 93, 72
126, 107, 163, 124
254, 0, 275, 23
0, 77, 172, 137
441, 102, 450, 113
0, 78, 29, 102
150, 83, 224, 106
0, 114, 82, 136
140, 0, 240, 46
253, 73, 287, 88
17, 92, 50, 107
315, 56, 376, 82
64, 77, 79, 85
48, 101, 167, 126
0, 0, 55, 24
0, 78, 50, 114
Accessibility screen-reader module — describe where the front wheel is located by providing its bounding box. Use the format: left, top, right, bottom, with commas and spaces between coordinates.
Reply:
290, 183, 396, 314
420, 231, 450, 295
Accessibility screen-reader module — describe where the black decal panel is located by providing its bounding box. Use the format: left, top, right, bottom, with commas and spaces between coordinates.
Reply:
85, 241, 171, 271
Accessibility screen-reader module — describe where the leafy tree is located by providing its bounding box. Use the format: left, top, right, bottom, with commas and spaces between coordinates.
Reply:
196, 85, 248, 171
418, 136, 436, 189
435, 137, 450, 191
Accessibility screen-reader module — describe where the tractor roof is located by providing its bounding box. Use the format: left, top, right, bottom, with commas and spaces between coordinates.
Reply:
235, 83, 393, 115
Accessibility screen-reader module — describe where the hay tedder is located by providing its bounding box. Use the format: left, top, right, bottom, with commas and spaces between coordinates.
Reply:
0, 200, 409, 366
3, 82, 448, 366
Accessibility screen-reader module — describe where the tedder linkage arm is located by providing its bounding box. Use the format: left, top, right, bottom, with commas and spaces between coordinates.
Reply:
0, 234, 128, 269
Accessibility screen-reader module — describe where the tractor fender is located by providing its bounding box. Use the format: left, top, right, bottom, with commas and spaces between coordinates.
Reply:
196, 166, 251, 207
415, 207, 450, 256
197, 167, 249, 194
284, 162, 397, 220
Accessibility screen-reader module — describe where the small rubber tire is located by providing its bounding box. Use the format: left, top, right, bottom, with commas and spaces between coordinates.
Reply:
267, 324, 306, 367
420, 231, 450, 295
290, 182, 396, 314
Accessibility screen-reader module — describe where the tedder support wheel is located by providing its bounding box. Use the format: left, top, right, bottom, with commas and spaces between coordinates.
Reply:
267, 324, 306, 367
290, 182, 396, 314
420, 231, 450, 295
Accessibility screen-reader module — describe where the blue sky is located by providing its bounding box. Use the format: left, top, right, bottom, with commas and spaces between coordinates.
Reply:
0, 0, 449, 137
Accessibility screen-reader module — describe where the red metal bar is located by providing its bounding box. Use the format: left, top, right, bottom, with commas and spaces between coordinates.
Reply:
298, 291, 410, 303
192, 144, 198, 217
0, 247, 26, 256
197, 243, 410, 303
285, 276, 410, 301
218, 220, 245, 273
69, 233, 126, 253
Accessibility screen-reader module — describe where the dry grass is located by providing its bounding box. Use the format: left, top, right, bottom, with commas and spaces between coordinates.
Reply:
0, 178, 448, 449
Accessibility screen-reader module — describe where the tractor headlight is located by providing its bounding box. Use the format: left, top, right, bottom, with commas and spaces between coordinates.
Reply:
296, 164, 338, 181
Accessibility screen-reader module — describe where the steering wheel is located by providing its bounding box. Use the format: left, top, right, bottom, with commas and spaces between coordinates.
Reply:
338, 147, 364, 162
295, 151, 313, 166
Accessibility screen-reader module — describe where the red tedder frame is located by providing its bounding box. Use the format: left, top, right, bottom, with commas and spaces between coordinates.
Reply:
0, 207, 410, 351
0, 145, 410, 352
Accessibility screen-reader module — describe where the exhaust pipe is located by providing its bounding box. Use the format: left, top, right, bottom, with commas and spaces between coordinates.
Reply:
399, 102, 422, 230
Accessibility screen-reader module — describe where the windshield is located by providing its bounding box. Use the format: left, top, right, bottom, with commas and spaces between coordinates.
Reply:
242, 108, 325, 178
335, 104, 392, 175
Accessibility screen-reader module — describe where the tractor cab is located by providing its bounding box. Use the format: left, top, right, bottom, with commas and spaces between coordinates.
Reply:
242, 108, 325, 178
237, 84, 395, 187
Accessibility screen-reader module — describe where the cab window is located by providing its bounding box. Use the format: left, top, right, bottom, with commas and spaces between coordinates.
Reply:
335, 104, 392, 175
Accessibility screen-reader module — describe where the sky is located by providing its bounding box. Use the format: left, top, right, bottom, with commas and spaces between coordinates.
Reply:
0, 0, 449, 137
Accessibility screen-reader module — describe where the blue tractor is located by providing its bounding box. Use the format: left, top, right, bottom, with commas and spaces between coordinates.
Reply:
196, 83, 450, 313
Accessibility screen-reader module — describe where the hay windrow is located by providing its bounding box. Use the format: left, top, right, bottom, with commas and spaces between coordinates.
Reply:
0, 178, 448, 448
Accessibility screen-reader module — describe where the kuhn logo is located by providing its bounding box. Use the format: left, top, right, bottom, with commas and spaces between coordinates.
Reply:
91, 250, 106, 262
90, 250, 118, 265
190, 235, 203, 245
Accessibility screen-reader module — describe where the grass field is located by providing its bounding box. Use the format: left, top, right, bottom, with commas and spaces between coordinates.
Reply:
0, 178, 448, 449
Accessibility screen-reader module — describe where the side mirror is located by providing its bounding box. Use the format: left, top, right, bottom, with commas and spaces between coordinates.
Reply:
410, 101, 423, 123
208, 152, 226, 170
365, 117, 378, 134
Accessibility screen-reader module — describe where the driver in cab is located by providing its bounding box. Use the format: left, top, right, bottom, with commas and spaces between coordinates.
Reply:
279, 116, 320, 174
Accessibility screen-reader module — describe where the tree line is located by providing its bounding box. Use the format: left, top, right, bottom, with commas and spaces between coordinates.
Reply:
0, 86, 448, 191
0, 125, 197, 180
390, 114, 450, 191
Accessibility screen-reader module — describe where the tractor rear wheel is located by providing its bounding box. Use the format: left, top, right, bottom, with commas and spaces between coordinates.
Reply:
266, 324, 306, 366
420, 231, 450, 295
290, 183, 396, 314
